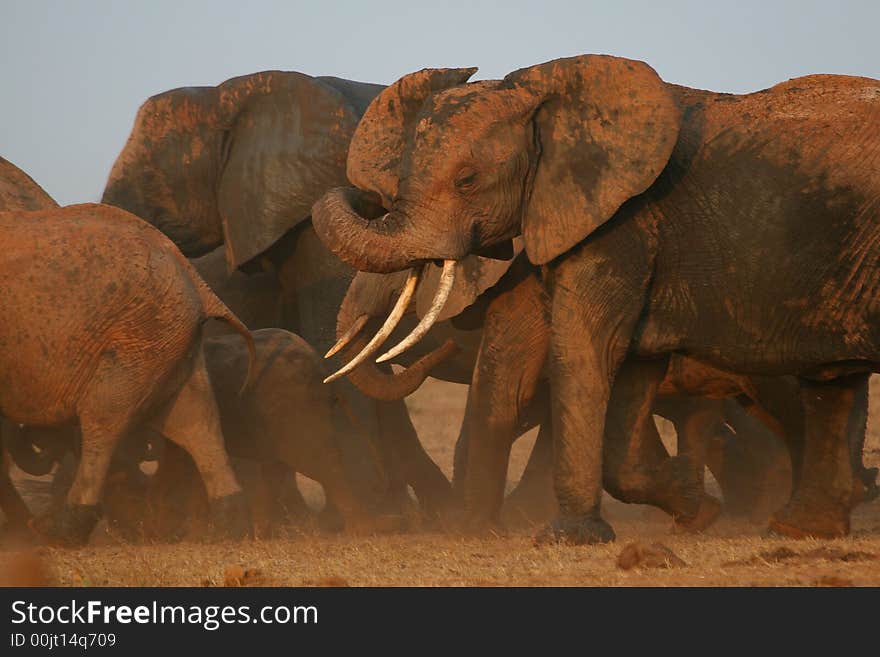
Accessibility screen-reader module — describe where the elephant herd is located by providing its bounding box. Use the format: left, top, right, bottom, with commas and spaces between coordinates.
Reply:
1, 54, 879, 549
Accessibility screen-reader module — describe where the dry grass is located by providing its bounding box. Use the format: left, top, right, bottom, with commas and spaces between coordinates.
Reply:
2, 377, 880, 587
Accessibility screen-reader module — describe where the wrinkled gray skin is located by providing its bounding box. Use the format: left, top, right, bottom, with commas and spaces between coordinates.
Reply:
313, 57, 880, 542
335, 263, 841, 530
101, 70, 451, 516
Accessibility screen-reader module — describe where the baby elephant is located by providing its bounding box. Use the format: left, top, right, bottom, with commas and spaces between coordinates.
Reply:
139, 328, 391, 538
0, 203, 255, 545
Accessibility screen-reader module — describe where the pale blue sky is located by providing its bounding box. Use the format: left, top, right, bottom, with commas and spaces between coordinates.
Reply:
2, 0, 879, 205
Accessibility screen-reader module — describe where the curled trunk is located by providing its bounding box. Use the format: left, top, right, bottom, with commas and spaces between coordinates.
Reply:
311, 187, 458, 274
338, 328, 458, 401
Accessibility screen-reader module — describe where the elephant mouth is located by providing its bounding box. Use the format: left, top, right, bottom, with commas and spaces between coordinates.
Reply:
322, 259, 458, 383
310, 185, 467, 383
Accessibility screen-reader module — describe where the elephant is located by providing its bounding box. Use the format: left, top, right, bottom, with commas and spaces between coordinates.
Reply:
189, 246, 399, 526
0, 156, 57, 212
69, 329, 397, 539
101, 69, 452, 518
0, 202, 255, 545
172, 328, 398, 534
312, 55, 880, 543
3, 246, 394, 538
332, 258, 880, 530
0, 156, 59, 535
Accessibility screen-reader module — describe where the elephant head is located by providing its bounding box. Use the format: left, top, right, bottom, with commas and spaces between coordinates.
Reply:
103, 71, 383, 270
313, 55, 681, 375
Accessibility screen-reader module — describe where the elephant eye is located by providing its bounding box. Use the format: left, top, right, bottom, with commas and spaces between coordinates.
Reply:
454, 168, 478, 191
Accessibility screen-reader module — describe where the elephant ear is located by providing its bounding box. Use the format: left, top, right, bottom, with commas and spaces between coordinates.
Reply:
347, 67, 478, 206
217, 72, 364, 270
506, 55, 681, 265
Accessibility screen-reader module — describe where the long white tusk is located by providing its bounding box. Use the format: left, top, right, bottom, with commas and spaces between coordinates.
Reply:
376, 259, 456, 363
323, 268, 420, 383
324, 314, 369, 359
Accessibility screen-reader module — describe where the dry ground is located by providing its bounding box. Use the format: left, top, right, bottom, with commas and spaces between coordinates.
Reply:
2, 376, 880, 587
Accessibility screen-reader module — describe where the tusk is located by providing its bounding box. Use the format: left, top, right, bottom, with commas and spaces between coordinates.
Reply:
376, 259, 456, 363
325, 314, 369, 359
323, 268, 420, 383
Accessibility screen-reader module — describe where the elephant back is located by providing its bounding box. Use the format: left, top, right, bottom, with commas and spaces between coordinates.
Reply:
0, 156, 57, 212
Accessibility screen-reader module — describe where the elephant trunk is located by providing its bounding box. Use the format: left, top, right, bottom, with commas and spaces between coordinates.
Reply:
339, 327, 458, 401
312, 187, 454, 274
333, 282, 460, 399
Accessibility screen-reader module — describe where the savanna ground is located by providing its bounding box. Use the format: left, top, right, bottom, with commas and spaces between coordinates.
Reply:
2, 377, 880, 587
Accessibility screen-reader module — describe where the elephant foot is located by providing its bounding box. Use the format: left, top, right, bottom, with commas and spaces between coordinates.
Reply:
672, 495, 722, 533
29, 504, 102, 547
207, 492, 252, 541
534, 514, 615, 546
768, 501, 850, 539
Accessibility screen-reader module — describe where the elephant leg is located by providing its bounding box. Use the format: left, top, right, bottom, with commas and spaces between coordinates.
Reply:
146, 441, 203, 541
841, 376, 877, 504
537, 231, 655, 546
0, 446, 31, 532
32, 417, 117, 546
712, 399, 792, 520
277, 427, 401, 535
457, 267, 550, 530
455, 383, 548, 506
603, 359, 719, 531
451, 427, 470, 501
502, 409, 558, 527
261, 461, 310, 521
48, 452, 78, 513
770, 373, 868, 538
739, 375, 804, 492
154, 347, 250, 540
655, 396, 727, 524
662, 397, 717, 491
375, 398, 452, 517
32, 352, 145, 545
331, 379, 411, 514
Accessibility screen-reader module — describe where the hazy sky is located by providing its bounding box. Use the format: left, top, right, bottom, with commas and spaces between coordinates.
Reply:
2, 0, 879, 205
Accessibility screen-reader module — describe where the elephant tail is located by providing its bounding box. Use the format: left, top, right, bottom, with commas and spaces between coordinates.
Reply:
203, 294, 257, 395
183, 263, 257, 395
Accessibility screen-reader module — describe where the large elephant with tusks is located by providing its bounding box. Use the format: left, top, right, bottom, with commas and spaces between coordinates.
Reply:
313, 56, 880, 543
